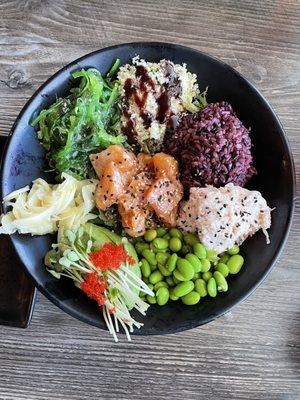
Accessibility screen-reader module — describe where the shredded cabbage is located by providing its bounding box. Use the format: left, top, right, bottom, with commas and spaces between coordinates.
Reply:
0, 173, 98, 237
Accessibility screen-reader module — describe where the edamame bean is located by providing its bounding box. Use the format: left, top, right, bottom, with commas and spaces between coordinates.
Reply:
227, 254, 244, 274
163, 233, 171, 240
167, 253, 178, 272
219, 253, 230, 264
169, 288, 179, 301
216, 262, 229, 277
202, 271, 212, 282
173, 275, 181, 284
154, 281, 168, 291
227, 245, 239, 255
166, 276, 175, 286
135, 242, 149, 255
156, 227, 167, 237
153, 237, 169, 250
142, 249, 157, 266
173, 281, 194, 297
206, 249, 219, 263
195, 279, 207, 297
149, 243, 158, 254
177, 258, 194, 280
156, 287, 169, 306
169, 237, 182, 252
147, 295, 156, 304
144, 229, 157, 242
181, 245, 191, 255
207, 277, 217, 297
173, 269, 187, 282
150, 263, 158, 271
153, 246, 168, 254
201, 258, 211, 272
151, 242, 168, 254
182, 291, 200, 305
147, 283, 154, 291
149, 270, 163, 284
156, 252, 170, 265
193, 243, 206, 259
141, 258, 151, 278
131, 237, 143, 245
185, 253, 202, 273
183, 233, 199, 246
169, 228, 183, 239
213, 271, 228, 292
192, 272, 200, 281
158, 263, 172, 277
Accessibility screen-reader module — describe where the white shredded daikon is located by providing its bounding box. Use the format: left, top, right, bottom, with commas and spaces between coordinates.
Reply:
0, 173, 98, 236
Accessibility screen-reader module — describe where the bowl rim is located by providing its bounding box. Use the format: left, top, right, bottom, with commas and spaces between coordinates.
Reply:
1, 41, 296, 335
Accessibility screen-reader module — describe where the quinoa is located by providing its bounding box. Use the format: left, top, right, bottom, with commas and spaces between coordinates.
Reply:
117, 57, 200, 153
164, 101, 256, 192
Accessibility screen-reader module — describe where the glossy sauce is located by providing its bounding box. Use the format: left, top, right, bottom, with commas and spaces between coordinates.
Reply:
136, 65, 155, 91
157, 62, 182, 124
140, 110, 153, 128
157, 91, 169, 123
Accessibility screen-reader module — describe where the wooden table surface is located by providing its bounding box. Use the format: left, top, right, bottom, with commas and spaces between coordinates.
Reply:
0, 1, 299, 399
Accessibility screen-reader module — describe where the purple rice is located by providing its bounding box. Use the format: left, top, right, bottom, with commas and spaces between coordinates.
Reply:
165, 101, 256, 193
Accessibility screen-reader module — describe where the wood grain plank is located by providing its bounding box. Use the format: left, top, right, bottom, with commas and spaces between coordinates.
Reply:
0, 1, 299, 399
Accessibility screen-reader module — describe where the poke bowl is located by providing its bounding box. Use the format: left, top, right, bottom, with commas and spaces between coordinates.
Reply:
0, 42, 295, 340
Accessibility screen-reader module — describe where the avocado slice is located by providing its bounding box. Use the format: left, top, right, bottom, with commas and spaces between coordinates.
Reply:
83, 223, 141, 309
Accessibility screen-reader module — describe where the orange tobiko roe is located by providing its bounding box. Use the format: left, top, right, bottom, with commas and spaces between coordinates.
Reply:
88, 242, 135, 271
80, 273, 107, 306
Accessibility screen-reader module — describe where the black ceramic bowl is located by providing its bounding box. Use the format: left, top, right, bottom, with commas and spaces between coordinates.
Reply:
1, 43, 295, 335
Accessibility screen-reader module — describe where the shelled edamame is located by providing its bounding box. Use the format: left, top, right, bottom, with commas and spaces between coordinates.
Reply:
133, 228, 245, 307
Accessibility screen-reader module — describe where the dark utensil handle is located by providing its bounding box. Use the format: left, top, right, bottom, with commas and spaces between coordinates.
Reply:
0, 135, 36, 328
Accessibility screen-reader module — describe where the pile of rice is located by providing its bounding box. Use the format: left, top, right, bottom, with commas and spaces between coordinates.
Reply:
165, 101, 256, 192
117, 57, 200, 153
